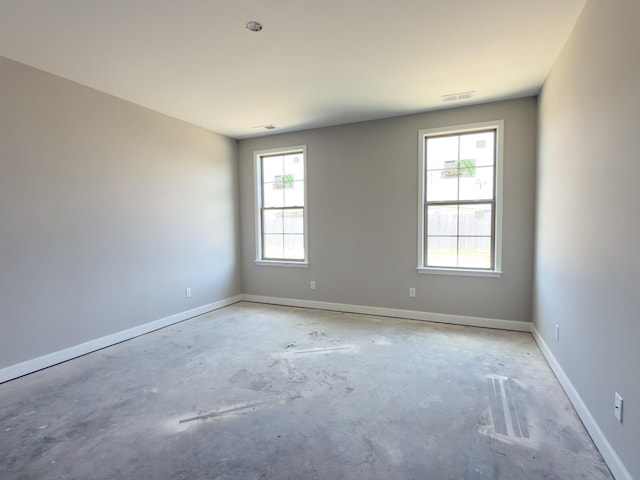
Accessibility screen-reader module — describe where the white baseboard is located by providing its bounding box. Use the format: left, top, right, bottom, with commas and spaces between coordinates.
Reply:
532, 326, 631, 480
241, 294, 532, 332
0, 295, 243, 384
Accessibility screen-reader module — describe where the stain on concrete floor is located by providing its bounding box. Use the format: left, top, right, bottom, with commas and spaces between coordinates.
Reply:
0, 302, 613, 479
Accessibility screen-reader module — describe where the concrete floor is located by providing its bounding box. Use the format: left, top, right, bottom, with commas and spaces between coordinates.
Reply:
1, 302, 612, 480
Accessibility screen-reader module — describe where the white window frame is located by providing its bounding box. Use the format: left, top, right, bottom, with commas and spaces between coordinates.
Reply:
254, 145, 309, 267
417, 120, 504, 277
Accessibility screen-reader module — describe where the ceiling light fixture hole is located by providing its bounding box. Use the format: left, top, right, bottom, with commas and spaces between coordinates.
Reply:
246, 21, 263, 32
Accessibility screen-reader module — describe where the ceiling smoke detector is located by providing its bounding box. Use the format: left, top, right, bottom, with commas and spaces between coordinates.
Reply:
252, 124, 277, 130
441, 91, 475, 102
246, 21, 263, 32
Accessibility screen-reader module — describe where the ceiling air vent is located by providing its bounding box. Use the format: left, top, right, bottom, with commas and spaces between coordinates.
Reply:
252, 124, 277, 131
441, 91, 475, 102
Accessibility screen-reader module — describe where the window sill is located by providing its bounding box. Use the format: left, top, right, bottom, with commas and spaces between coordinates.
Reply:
255, 260, 309, 268
417, 267, 502, 278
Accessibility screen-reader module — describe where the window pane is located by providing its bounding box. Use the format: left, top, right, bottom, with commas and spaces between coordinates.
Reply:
263, 234, 284, 259
458, 237, 492, 269
459, 131, 495, 168
421, 124, 500, 272
284, 152, 304, 181
458, 166, 494, 201
458, 204, 492, 236
283, 209, 304, 234
257, 148, 306, 263
284, 180, 304, 207
262, 155, 283, 183
262, 209, 283, 234
284, 234, 305, 260
427, 237, 457, 267
425, 170, 458, 201
427, 205, 458, 236
263, 181, 285, 208
426, 136, 458, 171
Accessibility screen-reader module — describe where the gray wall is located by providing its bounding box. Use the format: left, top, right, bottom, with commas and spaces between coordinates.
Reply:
535, 0, 640, 477
239, 98, 537, 323
0, 57, 241, 370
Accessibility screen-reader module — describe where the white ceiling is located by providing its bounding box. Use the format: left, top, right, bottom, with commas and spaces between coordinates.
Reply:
0, 0, 587, 139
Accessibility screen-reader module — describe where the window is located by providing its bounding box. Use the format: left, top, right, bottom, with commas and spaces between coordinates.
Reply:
255, 146, 308, 265
418, 121, 503, 276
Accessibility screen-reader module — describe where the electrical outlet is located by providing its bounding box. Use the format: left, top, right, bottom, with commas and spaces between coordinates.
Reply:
614, 392, 623, 423
555, 324, 560, 341
310, 281, 316, 290
185, 288, 191, 298
409, 288, 416, 298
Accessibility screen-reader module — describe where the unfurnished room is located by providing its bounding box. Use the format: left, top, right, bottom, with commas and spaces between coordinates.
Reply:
0, 1, 638, 479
